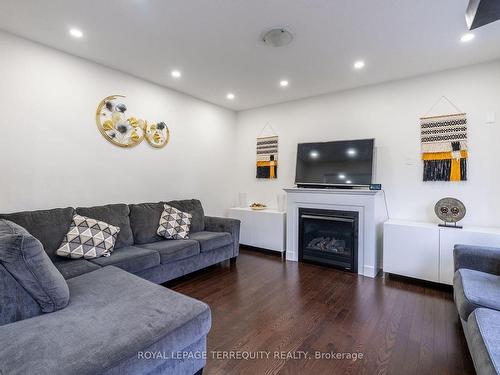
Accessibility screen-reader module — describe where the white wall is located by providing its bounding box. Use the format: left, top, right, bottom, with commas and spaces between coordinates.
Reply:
235, 60, 500, 227
2, 29, 500, 227
0, 31, 236, 216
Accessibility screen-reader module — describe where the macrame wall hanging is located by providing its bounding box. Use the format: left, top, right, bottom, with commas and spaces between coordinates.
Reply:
420, 96, 467, 182
256, 123, 278, 179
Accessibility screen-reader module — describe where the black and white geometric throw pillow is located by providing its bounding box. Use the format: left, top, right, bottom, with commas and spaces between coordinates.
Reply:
56, 215, 120, 259
157, 204, 192, 240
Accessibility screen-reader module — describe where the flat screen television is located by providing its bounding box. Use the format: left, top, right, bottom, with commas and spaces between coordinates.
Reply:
295, 139, 374, 187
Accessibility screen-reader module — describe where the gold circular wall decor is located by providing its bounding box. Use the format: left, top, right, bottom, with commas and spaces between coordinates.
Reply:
96, 95, 144, 148
144, 121, 170, 148
95, 95, 170, 149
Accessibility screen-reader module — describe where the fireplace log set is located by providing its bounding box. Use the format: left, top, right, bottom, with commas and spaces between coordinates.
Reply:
307, 237, 346, 253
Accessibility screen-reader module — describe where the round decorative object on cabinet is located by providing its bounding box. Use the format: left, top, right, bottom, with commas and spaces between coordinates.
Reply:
434, 197, 466, 228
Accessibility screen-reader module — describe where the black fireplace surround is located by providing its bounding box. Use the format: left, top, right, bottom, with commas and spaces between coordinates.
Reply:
298, 208, 358, 272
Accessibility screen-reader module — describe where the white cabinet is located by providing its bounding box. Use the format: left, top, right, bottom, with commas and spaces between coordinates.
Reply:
383, 221, 440, 282
383, 220, 500, 285
227, 208, 286, 253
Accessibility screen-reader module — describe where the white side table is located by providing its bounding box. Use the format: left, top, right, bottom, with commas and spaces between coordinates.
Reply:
227, 207, 286, 255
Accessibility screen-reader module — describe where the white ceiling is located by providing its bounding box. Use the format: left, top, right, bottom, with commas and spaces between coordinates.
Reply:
1, 0, 500, 111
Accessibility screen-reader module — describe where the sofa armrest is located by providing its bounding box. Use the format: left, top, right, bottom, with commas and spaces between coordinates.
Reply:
204, 216, 240, 257
0, 263, 43, 326
454, 244, 500, 275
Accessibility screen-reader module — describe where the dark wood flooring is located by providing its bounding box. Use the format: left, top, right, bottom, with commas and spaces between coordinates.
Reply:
168, 248, 474, 375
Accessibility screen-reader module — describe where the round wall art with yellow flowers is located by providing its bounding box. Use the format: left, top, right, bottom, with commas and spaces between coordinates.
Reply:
96, 95, 170, 149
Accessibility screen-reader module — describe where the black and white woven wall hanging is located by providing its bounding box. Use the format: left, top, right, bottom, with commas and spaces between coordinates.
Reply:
256, 123, 278, 179
420, 97, 468, 182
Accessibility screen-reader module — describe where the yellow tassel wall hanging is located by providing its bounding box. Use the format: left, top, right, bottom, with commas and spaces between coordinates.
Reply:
256, 135, 278, 179
421, 113, 468, 182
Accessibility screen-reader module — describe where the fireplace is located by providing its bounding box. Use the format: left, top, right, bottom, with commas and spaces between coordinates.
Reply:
298, 208, 358, 272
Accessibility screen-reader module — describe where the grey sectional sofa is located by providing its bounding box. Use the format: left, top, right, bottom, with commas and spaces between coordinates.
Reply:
0, 199, 240, 375
453, 244, 500, 375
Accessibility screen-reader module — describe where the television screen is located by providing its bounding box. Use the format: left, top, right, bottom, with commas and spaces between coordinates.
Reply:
295, 139, 374, 186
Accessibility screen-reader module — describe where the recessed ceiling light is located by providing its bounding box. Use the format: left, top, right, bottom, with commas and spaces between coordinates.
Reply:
354, 61, 365, 70
69, 28, 83, 38
171, 70, 181, 78
461, 33, 475, 43
280, 80, 289, 87
226, 93, 235, 100
346, 180, 353, 184
338, 173, 346, 180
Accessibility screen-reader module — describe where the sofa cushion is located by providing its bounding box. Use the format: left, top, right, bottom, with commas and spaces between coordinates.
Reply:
454, 268, 500, 321
89, 246, 160, 273
137, 240, 200, 264
189, 231, 233, 252
129, 202, 165, 244
76, 204, 133, 249
467, 308, 500, 375
56, 215, 120, 259
0, 220, 69, 313
0, 266, 211, 375
53, 259, 101, 279
0, 207, 74, 258
167, 199, 205, 233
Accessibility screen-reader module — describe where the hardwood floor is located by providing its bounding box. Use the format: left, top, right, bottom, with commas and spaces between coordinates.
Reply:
168, 248, 474, 375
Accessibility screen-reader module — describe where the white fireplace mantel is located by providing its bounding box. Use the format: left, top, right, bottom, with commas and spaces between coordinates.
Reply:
284, 187, 387, 278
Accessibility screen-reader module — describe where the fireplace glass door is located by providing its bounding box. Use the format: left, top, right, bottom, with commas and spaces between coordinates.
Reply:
299, 208, 358, 272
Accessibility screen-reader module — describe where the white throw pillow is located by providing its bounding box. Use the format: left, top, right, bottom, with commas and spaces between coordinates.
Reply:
157, 204, 192, 240
56, 215, 120, 259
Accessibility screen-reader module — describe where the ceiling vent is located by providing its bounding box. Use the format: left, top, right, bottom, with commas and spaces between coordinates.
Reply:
262, 28, 294, 47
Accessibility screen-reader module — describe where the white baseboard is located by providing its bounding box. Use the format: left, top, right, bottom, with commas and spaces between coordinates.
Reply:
363, 265, 379, 278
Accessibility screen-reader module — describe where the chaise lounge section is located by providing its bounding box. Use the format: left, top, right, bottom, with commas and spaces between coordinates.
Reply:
0, 199, 240, 375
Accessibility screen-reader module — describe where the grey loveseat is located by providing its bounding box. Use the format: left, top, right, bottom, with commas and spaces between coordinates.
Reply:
0, 199, 240, 375
453, 244, 500, 375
